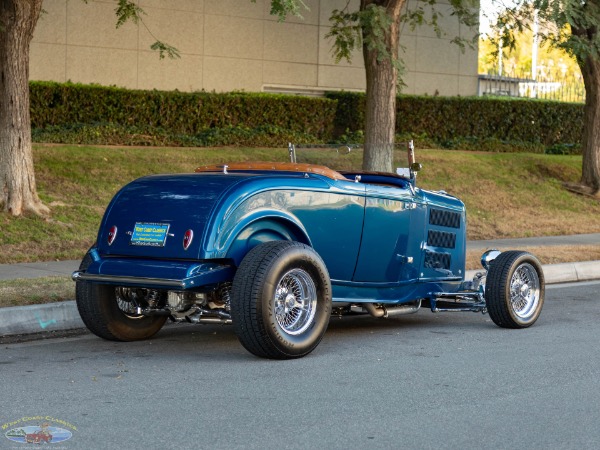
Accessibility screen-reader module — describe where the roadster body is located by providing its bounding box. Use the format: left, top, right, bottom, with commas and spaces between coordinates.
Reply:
73, 144, 545, 359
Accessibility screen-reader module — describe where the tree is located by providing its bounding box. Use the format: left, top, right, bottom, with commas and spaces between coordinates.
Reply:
284, 0, 479, 172
0, 0, 47, 216
0, 0, 176, 217
492, 1, 600, 196
479, 27, 581, 81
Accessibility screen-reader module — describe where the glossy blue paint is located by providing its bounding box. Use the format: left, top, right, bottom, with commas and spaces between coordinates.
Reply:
331, 279, 462, 304
83, 258, 234, 290
168, 172, 364, 278
353, 185, 421, 283
97, 173, 246, 260
226, 217, 310, 266
417, 188, 467, 281
83, 167, 468, 303
206, 180, 365, 280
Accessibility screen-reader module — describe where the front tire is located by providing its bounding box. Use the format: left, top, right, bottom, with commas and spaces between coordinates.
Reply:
231, 241, 332, 359
485, 251, 545, 328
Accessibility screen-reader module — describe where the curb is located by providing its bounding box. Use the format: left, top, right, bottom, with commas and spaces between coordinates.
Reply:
541, 260, 600, 284
1, 261, 599, 339
0, 301, 84, 337
465, 260, 600, 284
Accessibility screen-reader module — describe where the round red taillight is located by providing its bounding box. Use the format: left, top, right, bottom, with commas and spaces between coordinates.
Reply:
107, 226, 117, 245
183, 229, 193, 250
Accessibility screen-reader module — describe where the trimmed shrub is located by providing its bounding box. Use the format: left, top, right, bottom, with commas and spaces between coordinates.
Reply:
27, 82, 583, 152
29, 82, 337, 145
326, 91, 583, 153
32, 122, 319, 148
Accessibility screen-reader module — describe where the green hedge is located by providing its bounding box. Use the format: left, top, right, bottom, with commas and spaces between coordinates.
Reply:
28, 82, 583, 152
30, 82, 337, 142
326, 92, 583, 153
31, 123, 319, 148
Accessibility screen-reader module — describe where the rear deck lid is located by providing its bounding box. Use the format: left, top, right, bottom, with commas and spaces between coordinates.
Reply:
97, 173, 244, 260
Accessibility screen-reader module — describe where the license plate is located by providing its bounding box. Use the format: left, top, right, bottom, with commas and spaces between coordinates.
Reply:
130, 222, 170, 247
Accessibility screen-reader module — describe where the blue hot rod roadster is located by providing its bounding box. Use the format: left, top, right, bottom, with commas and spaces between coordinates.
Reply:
73, 143, 545, 359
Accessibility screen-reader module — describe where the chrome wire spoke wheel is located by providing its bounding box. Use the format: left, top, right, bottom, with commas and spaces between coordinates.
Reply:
274, 268, 317, 336
76, 281, 168, 342
485, 251, 545, 329
115, 287, 144, 319
508, 263, 541, 320
231, 241, 332, 359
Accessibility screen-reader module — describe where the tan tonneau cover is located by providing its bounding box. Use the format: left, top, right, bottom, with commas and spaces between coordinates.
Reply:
195, 162, 348, 181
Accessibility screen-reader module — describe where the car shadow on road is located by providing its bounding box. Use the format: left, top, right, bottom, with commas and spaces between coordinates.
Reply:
2, 309, 496, 363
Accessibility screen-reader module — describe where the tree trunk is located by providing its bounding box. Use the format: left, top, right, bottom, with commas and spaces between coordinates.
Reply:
361, 0, 405, 173
578, 54, 600, 195
0, 0, 49, 216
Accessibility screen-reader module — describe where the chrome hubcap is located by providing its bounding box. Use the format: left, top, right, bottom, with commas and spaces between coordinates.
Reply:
274, 268, 317, 335
116, 288, 140, 316
509, 263, 541, 320
115, 287, 160, 319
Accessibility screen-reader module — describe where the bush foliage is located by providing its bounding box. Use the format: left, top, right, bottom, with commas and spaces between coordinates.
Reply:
30, 82, 336, 146
32, 123, 318, 148
326, 91, 583, 154
29, 82, 583, 153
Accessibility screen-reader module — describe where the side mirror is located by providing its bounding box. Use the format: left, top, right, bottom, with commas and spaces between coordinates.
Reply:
410, 162, 422, 172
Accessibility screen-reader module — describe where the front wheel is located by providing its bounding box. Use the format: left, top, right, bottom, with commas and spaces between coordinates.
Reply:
485, 251, 545, 328
231, 241, 332, 359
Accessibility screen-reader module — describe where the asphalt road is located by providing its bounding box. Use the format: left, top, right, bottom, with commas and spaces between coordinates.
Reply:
1, 281, 599, 449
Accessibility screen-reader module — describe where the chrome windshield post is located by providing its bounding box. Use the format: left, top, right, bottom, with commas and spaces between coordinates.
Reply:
288, 143, 297, 163
407, 140, 422, 188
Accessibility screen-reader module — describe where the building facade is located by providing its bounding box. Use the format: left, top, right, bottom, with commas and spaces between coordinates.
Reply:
31, 0, 479, 96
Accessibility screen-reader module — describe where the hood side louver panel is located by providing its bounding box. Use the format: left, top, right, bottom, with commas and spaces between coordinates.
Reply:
429, 208, 461, 229
424, 250, 451, 270
427, 230, 456, 249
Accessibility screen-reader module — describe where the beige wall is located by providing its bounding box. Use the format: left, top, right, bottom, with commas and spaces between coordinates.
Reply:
31, 0, 478, 96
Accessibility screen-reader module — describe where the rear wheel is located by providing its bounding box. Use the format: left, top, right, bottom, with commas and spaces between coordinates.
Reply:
76, 283, 167, 341
485, 251, 545, 328
231, 241, 331, 359
75, 252, 166, 341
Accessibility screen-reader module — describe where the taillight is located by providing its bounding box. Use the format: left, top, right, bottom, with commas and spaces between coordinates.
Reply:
183, 229, 193, 250
107, 226, 117, 245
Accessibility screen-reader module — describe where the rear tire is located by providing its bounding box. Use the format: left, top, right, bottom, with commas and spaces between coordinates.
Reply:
485, 251, 545, 328
76, 284, 167, 341
231, 241, 331, 359
75, 253, 166, 341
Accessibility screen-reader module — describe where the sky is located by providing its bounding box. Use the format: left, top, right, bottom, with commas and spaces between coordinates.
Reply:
479, 0, 519, 35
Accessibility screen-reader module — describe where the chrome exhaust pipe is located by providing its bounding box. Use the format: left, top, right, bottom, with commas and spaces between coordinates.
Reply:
185, 307, 232, 324
139, 307, 171, 317
187, 316, 232, 324
363, 300, 421, 318
363, 303, 385, 318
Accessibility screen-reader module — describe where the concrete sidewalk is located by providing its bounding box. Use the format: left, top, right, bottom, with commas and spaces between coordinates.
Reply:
0, 260, 80, 281
467, 233, 600, 251
1, 234, 599, 338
